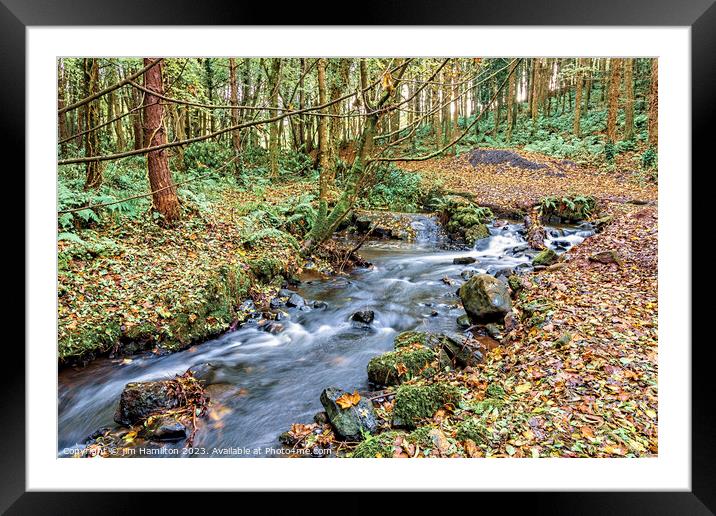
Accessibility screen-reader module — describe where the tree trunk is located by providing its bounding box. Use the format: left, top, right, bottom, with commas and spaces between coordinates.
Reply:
584, 58, 593, 114
329, 59, 352, 176
268, 59, 282, 178
647, 59, 658, 148
317, 58, 330, 201
57, 60, 69, 156
622, 58, 635, 142
143, 57, 181, 223
573, 58, 584, 137
506, 60, 517, 141
83, 58, 102, 190
606, 58, 623, 144
132, 84, 144, 150
229, 58, 242, 169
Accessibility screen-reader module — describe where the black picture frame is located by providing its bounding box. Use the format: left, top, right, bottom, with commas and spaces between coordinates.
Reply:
4, 0, 711, 512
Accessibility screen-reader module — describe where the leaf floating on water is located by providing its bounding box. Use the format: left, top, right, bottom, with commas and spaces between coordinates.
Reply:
336, 391, 361, 409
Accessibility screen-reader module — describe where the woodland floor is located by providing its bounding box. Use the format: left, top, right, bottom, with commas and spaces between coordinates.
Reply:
57, 182, 310, 363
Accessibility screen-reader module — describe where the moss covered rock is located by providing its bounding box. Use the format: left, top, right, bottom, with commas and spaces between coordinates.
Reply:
439, 201, 494, 245
458, 274, 512, 324
392, 382, 462, 428
393, 330, 482, 369
532, 248, 558, 266
464, 223, 490, 246
114, 380, 184, 426
320, 387, 379, 441
367, 345, 438, 387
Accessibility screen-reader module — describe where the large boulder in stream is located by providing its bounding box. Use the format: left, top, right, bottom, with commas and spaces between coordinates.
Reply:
114, 380, 185, 426
320, 387, 378, 441
458, 274, 512, 324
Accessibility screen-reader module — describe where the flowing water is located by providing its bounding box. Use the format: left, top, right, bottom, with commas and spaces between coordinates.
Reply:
58, 216, 592, 457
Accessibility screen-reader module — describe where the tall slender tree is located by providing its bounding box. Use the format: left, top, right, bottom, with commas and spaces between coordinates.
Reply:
648, 59, 658, 149
606, 58, 623, 145
83, 58, 102, 190
573, 58, 584, 137
623, 58, 635, 141
143, 57, 181, 223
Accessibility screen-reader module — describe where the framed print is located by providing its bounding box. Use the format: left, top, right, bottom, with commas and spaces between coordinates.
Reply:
5, 0, 713, 512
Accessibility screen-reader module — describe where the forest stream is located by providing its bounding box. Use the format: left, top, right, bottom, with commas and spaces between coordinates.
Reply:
58, 216, 594, 457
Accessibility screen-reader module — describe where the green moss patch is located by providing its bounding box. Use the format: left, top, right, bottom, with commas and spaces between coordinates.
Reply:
351, 431, 402, 458
392, 382, 462, 428
367, 345, 438, 387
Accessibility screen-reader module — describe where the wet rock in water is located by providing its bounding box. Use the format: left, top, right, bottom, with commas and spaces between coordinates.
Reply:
551, 239, 570, 250
465, 224, 490, 246
510, 244, 529, 255
313, 300, 329, 310
458, 274, 512, 324
188, 362, 220, 384
114, 381, 185, 426
457, 314, 471, 329
144, 417, 187, 442
286, 293, 306, 308
261, 321, 285, 334
269, 297, 285, 310
461, 269, 478, 280
351, 310, 375, 324
313, 411, 330, 425
320, 387, 378, 441
453, 256, 477, 265
532, 248, 558, 266
278, 288, 297, 298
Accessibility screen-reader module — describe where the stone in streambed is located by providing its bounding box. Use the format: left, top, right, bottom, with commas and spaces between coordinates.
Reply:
114, 380, 185, 426
143, 417, 187, 442
458, 274, 512, 324
319, 387, 378, 441
465, 224, 490, 246
286, 293, 306, 308
453, 256, 477, 265
461, 269, 478, 280
351, 310, 375, 324
457, 314, 471, 329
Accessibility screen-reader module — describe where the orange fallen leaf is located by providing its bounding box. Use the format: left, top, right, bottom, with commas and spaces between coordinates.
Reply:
336, 391, 361, 409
